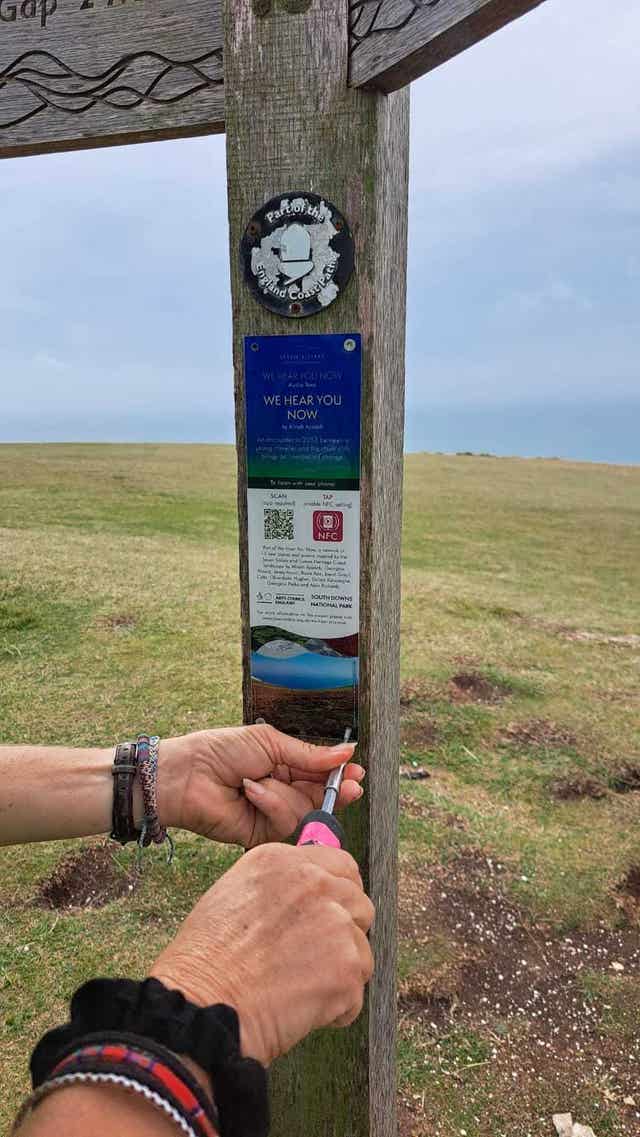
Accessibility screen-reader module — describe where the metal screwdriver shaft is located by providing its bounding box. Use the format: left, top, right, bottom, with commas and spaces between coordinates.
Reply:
296, 727, 353, 849
320, 726, 353, 814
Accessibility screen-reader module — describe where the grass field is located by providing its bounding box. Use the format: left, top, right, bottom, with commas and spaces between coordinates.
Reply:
1, 444, 639, 1136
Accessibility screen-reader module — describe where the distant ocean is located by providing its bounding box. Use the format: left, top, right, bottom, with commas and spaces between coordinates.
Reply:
403, 402, 640, 465
2, 400, 638, 466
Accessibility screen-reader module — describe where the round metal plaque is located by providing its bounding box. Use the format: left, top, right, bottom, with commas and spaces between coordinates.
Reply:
240, 192, 355, 318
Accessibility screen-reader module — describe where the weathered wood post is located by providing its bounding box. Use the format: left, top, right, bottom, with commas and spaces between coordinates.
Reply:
223, 4, 409, 1134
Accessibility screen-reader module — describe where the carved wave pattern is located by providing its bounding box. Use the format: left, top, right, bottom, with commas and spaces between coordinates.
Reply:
0, 48, 223, 130
349, 0, 442, 52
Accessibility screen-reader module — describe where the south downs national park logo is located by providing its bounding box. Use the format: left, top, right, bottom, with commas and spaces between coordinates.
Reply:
240, 192, 355, 318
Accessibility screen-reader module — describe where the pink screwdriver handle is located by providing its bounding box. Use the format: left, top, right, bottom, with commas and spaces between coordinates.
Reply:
296, 820, 343, 848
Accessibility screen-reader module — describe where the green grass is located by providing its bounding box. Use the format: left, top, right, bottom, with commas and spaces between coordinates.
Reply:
1, 444, 640, 1134
578, 970, 640, 1040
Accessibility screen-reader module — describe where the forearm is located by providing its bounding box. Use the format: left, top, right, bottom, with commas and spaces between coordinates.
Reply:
0, 745, 116, 846
0, 739, 187, 847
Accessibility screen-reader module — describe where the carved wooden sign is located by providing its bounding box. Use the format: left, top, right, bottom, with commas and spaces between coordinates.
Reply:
348, 0, 548, 92
0, 0, 224, 158
0, 0, 550, 158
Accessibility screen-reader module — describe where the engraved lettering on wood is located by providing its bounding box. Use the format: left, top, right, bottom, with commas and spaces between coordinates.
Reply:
0, 0, 224, 158
349, 0, 548, 91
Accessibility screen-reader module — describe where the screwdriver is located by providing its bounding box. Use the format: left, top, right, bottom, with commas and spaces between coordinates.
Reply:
296, 727, 353, 849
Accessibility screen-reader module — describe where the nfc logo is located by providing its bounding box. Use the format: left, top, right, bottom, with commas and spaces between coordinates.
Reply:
313, 510, 344, 542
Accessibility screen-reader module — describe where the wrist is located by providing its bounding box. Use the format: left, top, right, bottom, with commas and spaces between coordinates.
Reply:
148, 960, 268, 1068
155, 736, 189, 830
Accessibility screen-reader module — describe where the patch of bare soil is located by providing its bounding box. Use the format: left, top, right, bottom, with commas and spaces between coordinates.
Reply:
615, 866, 640, 927
400, 678, 439, 707
398, 852, 640, 1134
449, 672, 507, 704
561, 630, 640, 648
399, 793, 466, 829
618, 866, 640, 901
594, 686, 640, 706
35, 842, 134, 909
401, 718, 439, 750
96, 613, 137, 631
609, 765, 640, 794
499, 719, 578, 749
550, 775, 607, 801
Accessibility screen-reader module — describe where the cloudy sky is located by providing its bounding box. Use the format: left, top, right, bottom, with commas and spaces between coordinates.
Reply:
1, 0, 639, 461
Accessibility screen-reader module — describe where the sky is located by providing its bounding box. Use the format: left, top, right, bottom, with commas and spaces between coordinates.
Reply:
1, 0, 639, 462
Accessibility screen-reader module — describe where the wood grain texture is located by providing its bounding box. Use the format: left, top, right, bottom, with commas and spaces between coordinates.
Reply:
0, 0, 224, 159
349, 0, 548, 92
223, 1, 409, 1133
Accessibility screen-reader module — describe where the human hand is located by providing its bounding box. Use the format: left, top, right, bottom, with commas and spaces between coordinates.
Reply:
157, 724, 363, 847
149, 842, 374, 1066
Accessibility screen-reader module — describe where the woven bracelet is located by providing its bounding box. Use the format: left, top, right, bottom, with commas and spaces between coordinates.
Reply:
12, 1071, 203, 1137
137, 734, 174, 863
13, 1073, 202, 1137
14, 1035, 220, 1137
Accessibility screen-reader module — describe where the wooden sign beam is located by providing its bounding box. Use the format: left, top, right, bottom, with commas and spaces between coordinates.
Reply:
0, 0, 224, 158
348, 0, 548, 92
0, 0, 550, 158
223, 2, 409, 1134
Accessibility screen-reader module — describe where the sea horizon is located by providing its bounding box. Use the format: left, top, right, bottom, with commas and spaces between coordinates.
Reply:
2, 399, 638, 467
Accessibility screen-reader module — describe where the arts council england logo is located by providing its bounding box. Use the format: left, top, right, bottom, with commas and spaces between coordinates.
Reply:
240, 192, 355, 318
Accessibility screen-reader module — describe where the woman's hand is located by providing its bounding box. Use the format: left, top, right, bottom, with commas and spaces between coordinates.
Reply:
157, 724, 364, 848
149, 842, 374, 1066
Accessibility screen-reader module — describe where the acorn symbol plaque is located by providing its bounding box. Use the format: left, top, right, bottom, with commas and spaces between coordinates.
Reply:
240, 192, 355, 318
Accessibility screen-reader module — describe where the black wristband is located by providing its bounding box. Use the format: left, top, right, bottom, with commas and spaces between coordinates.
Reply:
30, 978, 269, 1137
110, 742, 141, 845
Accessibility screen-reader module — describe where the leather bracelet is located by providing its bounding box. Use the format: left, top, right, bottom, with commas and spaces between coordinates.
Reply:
110, 742, 140, 845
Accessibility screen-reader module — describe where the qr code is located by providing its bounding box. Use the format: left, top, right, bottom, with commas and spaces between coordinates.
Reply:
264, 508, 294, 540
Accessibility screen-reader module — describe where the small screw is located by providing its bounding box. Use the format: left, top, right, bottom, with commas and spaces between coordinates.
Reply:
335, 219, 344, 231
250, 342, 260, 352
290, 302, 302, 315
248, 221, 260, 238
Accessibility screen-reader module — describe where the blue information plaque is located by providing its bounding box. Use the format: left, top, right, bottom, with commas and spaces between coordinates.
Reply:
244, 333, 361, 489
244, 334, 362, 739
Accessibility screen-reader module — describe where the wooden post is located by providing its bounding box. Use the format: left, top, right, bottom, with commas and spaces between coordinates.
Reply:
223, 3, 409, 1134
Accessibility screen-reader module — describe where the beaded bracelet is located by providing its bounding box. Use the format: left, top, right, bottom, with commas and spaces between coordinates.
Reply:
12, 1071, 203, 1137
18, 1036, 220, 1137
